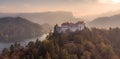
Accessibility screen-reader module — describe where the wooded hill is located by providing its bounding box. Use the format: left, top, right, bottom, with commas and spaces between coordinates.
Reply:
0, 27, 120, 59
0, 17, 46, 42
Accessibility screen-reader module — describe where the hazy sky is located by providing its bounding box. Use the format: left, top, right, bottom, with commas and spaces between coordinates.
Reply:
0, 0, 120, 17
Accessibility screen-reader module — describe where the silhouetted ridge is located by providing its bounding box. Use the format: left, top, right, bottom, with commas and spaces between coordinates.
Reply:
0, 17, 32, 24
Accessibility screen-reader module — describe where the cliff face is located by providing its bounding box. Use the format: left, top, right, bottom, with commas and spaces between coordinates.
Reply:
0, 17, 43, 42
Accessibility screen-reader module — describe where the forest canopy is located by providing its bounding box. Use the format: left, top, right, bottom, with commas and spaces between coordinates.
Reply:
0, 27, 120, 59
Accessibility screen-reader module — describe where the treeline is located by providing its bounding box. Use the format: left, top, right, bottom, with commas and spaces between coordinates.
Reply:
0, 27, 120, 59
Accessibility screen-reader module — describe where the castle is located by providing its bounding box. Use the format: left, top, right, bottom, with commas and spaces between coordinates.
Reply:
54, 21, 85, 33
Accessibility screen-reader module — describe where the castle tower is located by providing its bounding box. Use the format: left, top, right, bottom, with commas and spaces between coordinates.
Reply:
54, 24, 59, 33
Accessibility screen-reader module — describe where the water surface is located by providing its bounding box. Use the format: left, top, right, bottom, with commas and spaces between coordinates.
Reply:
0, 34, 48, 53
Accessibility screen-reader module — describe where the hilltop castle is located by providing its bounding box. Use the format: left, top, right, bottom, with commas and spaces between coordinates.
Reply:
54, 21, 85, 33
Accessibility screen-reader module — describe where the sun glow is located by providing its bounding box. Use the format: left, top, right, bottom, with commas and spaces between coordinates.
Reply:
112, 0, 120, 3
99, 0, 120, 4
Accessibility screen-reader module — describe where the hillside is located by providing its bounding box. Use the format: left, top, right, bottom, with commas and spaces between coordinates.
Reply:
91, 28, 120, 57
0, 17, 44, 42
0, 26, 119, 59
87, 14, 120, 28
0, 11, 82, 25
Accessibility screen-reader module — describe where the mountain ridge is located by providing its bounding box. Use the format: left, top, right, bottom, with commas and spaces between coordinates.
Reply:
0, 17, 44, 42
87, 14, 120, 28
0, 11, 82, 25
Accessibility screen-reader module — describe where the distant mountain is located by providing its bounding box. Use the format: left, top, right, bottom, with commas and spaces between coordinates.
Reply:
87, 14, 120, 28
41, 23, 53, 33
0, 11, 82, 25
0, 17, 45, 42
80, 10, 120, 21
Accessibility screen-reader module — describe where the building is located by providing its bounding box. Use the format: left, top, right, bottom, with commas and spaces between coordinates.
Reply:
54, 21, 85, 33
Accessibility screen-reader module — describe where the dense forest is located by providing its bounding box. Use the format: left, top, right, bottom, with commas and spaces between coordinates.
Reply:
0, 27, 120, 59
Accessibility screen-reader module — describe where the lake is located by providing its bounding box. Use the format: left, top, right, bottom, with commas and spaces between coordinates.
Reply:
0, 34, 48, 53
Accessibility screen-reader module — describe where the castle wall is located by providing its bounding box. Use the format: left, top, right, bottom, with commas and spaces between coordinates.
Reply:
55, 22, 85, 33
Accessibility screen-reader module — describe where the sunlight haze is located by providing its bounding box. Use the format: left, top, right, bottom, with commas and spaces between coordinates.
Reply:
0, 0, 120, 19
